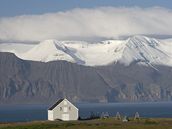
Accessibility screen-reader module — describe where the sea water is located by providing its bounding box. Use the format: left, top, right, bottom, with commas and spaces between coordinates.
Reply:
0, 102, 172, 122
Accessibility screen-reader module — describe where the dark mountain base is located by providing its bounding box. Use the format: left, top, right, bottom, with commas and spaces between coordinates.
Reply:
0, 52, 172, 104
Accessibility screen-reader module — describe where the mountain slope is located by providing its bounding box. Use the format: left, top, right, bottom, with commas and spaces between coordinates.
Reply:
1, 52, 172, 104
18, 40, 78, 63
119, 36, 172, 67
0, 52, 109, 104
1, 35, 172, 67
1, 36, 172, 104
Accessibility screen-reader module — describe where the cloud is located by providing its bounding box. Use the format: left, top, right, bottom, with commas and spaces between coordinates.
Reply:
0, 7, 172, 42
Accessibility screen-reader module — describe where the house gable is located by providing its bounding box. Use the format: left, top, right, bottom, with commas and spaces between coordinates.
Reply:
48, 98, 79, 121
48, 99, 64, 110
48, 98, 78, 111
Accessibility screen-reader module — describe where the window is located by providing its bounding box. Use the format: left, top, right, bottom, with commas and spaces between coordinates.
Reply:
69, 106, 71, 111
64, 101, 67, 105
60, 107, 62, 111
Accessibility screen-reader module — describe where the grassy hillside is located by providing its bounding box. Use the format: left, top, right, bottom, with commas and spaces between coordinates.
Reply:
0, 118, 172, 129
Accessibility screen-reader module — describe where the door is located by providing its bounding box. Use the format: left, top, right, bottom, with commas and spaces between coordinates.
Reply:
62, 114, 69, 121
63, 107, 68, 112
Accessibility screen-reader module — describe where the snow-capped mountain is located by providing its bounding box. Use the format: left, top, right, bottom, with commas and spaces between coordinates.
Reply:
20, 40, 76, 63
0, 35, 172, 67
1, 35, 172, 104
119, 36, 172, 67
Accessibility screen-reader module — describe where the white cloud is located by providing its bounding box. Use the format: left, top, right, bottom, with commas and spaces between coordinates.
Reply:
0, 7, 172, 42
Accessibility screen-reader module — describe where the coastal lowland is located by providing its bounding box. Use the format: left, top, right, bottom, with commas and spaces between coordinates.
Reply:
0, 118, 172, 129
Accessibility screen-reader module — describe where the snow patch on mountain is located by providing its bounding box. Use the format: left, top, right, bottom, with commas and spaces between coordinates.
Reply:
119, 36, 172, 66
0, 36, 172, 67
19, 40, 79, 63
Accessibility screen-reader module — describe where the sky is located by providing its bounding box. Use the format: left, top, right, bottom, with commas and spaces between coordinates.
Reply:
1, 0, 172, 17
0, 0, 172, 42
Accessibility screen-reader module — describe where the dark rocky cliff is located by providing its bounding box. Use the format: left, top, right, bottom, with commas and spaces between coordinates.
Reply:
0, 52, 172, 104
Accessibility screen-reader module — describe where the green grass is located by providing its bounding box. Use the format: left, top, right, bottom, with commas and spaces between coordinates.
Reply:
0, 118, 172, 129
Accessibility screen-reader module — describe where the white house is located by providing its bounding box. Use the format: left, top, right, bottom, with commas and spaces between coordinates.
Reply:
48, 98, 79, 121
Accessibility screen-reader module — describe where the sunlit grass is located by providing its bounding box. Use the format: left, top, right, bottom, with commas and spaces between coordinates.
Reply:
0, 118, 172, 129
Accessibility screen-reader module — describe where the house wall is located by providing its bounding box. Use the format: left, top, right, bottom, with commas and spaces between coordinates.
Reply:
48, 110, 54, 121
48, 99, 78, 121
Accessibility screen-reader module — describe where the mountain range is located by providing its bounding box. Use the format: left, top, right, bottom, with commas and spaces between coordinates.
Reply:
0, 35, 172, 104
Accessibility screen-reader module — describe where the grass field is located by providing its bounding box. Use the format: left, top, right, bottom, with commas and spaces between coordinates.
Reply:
0, 118, 172, 129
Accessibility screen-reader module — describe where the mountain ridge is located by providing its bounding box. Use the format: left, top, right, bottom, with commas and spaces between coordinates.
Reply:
1, 35, 172, 67
1, 36, 172, 104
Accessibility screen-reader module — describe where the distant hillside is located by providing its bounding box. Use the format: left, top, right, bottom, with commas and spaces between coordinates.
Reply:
0, 52, 172, 104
